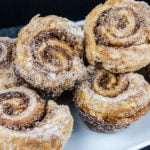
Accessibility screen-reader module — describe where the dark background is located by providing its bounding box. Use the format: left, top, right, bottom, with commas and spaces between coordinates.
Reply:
0, 0, 150, 149
0, 0, 104, 27
0, 0, 149, 27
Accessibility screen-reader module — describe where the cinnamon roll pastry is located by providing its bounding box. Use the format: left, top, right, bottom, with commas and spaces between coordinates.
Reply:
0, 86, 73, 150
74, 66, 150, 132
14, 15, 87, 97
85, 0, 150, 73
0, 37, 18, 89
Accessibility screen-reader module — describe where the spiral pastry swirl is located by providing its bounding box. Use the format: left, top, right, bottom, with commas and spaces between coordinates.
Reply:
0, 86, 73, 150
75, 66, 150, 132
85, 0, 150, 73
14, 15, 87, 97
0, 37, 18, 89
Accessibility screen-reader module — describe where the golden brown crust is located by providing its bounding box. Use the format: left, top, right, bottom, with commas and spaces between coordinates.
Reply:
85, 0, 150, 73
0, 86, 73, 150
0, 37, 18, 89
92, 69, 128, 97
77, 103, 150, 132
14, 15, 87, 97
74, 66, 150, 132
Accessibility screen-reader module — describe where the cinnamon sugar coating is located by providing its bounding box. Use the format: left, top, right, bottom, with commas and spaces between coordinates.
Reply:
0, 37, 18, 89
85, 0, 150, 73
74, 66, 150, 132
0, 86, 73, 150
14, 15, 87, 97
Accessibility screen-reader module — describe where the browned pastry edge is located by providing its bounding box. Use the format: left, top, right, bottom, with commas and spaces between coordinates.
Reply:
0, 113, 73, 150
76, 103, 150, 132
14, 67, 57, 97
14, 67, 80, 98
14, 15, 87, 98
91, 69, 129, 97
84, 0, 150, 73
0, 37, 19, 90
0, 37, 16, 68
74, 66, 150, 132
0, 86, 74, 150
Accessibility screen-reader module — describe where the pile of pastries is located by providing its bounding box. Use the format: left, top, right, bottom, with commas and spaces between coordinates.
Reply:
1, 0, 150, 149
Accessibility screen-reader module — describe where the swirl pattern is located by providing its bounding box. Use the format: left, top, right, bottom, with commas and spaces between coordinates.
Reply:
31, 43, 74, 73
75, 66, 150, 132
0, 86, 73, 150
92, 69, 128, 97
14, 15, 87, 97
85, 0, 150, 73
0, 38, 12, 67
0, 37, 18, 89
94, 7, 142, 47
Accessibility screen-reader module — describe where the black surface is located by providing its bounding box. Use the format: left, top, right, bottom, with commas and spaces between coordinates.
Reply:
0, 0, 104, 27
0, 26, 22, 38
141, 146, 150, 150
1, 0, 149, 28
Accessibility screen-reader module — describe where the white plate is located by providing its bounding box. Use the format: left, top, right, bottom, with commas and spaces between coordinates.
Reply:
62, 20, 150, 150
63, 98, 150, 150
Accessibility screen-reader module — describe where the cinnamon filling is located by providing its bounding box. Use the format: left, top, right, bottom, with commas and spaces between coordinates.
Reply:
0, 44, 12, 68
92, 70, 128, 97
3, 98, 28, 115
0, 91, 47, 131
32, 45, 73, 73
43, 48, 60, 64
94, 7, 141, 47
0, 47, 2, 56
117, 16, 129, 30
31, 29, 79, 51
0, 92, 29, 116
99, 73, 117, 90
